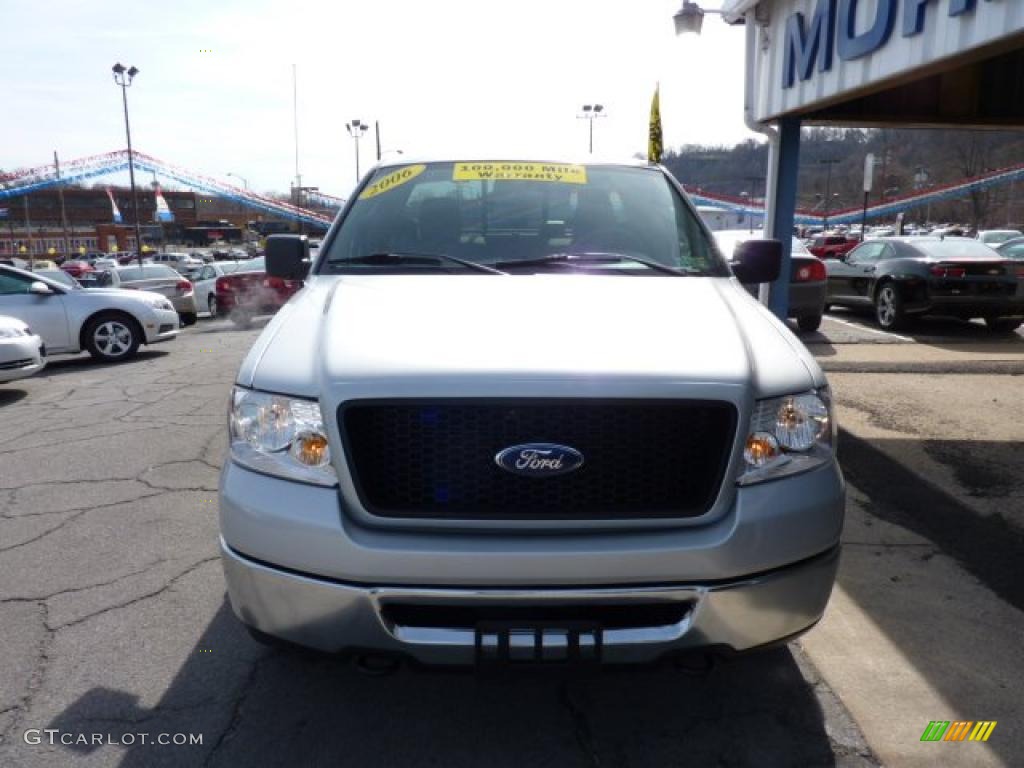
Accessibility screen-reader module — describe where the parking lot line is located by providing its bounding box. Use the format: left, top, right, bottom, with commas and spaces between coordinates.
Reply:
824, 315, 913, 342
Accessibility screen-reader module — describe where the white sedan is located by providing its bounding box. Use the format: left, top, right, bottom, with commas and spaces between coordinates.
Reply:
0, 315, 45, 383
0, 264, 180, 363
192, 258, 264, 318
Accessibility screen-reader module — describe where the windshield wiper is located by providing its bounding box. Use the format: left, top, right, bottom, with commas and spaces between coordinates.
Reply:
332, 252, 507, 275
493, 252, 694, 276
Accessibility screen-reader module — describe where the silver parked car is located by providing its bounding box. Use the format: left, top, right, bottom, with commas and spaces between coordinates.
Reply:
113, 265, 199, 326
32, 269, 81, 289
219, 157, 844, 666
150, 251, 205, 272
976, 229, 1022, 246
0, 265, 179, 362
0, 314, 45, 383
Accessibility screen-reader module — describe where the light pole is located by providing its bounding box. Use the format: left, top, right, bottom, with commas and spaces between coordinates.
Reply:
913, 167, 932, 225
743, 175, 763, 232
22, 195, 33, 269
346, 120, 368, 183
819, 157, 840, 231
1008, 177, 1016, 228
112, 62, 144, 268
54, 151, 71, 258
577, 104, 605, 154
815, 192, 840, 230
292, 185, 319, 236
227, 173, 249, 221
227, 172, 249, 190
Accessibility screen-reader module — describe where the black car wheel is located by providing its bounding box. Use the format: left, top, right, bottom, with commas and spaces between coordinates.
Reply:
797, 314, 823, 332
984, 317, 1023, 334
875, 283, 907, 331
83, 312, 141, 362
180, 312, 198, 327
208, 295, 218, 319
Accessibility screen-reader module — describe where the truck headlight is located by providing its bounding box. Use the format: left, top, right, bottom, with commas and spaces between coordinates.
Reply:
229, 387, 337, 486
737, 389, 835, 486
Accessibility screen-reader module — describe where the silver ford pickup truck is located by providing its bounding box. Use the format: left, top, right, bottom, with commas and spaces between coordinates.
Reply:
219, 157, 844, 666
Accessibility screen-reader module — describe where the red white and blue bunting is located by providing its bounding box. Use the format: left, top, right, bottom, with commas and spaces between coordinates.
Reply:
4, 149, 1024, 228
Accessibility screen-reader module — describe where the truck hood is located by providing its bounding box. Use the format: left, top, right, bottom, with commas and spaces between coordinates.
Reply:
241, 275, 822, 399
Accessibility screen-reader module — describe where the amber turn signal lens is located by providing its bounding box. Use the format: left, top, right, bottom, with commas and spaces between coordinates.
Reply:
291, 433, 330, 466
743, 432, 780, 467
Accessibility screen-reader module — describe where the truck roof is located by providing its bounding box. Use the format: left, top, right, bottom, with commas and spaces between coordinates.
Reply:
374, 154, 655, 171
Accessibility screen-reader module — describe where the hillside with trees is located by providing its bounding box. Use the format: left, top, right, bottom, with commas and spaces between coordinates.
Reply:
661, 128, 1024, 229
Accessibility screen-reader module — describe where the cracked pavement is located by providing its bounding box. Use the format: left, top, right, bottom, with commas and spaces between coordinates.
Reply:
0, 319, 886, 767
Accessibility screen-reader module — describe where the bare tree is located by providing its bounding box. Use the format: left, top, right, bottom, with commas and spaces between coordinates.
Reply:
944, 131, 996, 229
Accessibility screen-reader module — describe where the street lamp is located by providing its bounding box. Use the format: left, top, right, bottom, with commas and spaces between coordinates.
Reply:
346, 120, 368, 183
819, 156, 840, 231
112, 62, 144, 268
673, 2, 729, 36
227, 172, 249, 190
578, 104, 606, 154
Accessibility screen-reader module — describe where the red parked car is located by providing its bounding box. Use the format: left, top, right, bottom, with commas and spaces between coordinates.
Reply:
60, 260, 95, 278
215, 258, 303, 328
808, 235, 859, 259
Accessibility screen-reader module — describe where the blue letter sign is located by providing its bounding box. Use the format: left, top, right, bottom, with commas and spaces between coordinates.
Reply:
902, 0, 937, 37
837, 0, 898, 60
784, 0, 996, 88
783, 0, 837, 88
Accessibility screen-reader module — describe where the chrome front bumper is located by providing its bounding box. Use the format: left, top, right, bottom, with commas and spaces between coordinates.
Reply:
0, 335, 45, 383
143, 308, 182, 343
222, 540, 839, 664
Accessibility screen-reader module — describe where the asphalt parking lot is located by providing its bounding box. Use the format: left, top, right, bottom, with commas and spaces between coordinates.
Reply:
0, 311, 1021, 767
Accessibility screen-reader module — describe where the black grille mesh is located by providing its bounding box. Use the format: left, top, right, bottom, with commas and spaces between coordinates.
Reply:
341, 400, 736, 520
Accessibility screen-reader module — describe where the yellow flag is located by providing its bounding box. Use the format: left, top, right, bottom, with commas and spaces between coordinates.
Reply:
648, 84, 663, 164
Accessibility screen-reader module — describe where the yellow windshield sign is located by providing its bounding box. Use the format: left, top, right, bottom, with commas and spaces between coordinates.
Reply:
359, 164, 427, 199
453, 162, 587, 184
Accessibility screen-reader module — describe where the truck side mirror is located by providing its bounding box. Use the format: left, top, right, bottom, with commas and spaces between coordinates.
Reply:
731, 239, 782, 284
266, 235, 311, 280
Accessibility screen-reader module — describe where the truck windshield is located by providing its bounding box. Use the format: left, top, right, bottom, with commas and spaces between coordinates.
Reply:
321, 162, 727, 276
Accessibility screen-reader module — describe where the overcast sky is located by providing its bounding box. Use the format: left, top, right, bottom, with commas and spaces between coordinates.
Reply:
1, 0, 759, 198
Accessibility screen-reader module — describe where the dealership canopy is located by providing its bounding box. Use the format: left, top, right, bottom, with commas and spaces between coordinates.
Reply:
715, 0, 1024, 319
723, 0, 1024, 127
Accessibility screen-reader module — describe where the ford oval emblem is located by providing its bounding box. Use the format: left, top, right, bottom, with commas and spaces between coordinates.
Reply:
495, 443, 584, 477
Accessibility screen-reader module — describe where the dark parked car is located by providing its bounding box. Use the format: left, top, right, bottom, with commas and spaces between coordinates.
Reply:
825, 237, 1024, 332
76, 270, 117, 288
715, 230, 827, 332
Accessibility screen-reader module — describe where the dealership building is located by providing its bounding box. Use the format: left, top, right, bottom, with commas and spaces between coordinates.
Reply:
0, 187, 313, 257
711, 0, 1024, 317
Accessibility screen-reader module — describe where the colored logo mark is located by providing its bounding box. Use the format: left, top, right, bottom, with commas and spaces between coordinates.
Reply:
920, 721, 997, 742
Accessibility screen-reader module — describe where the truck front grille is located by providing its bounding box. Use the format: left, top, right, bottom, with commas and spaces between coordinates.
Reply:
340, 399, 737, 521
